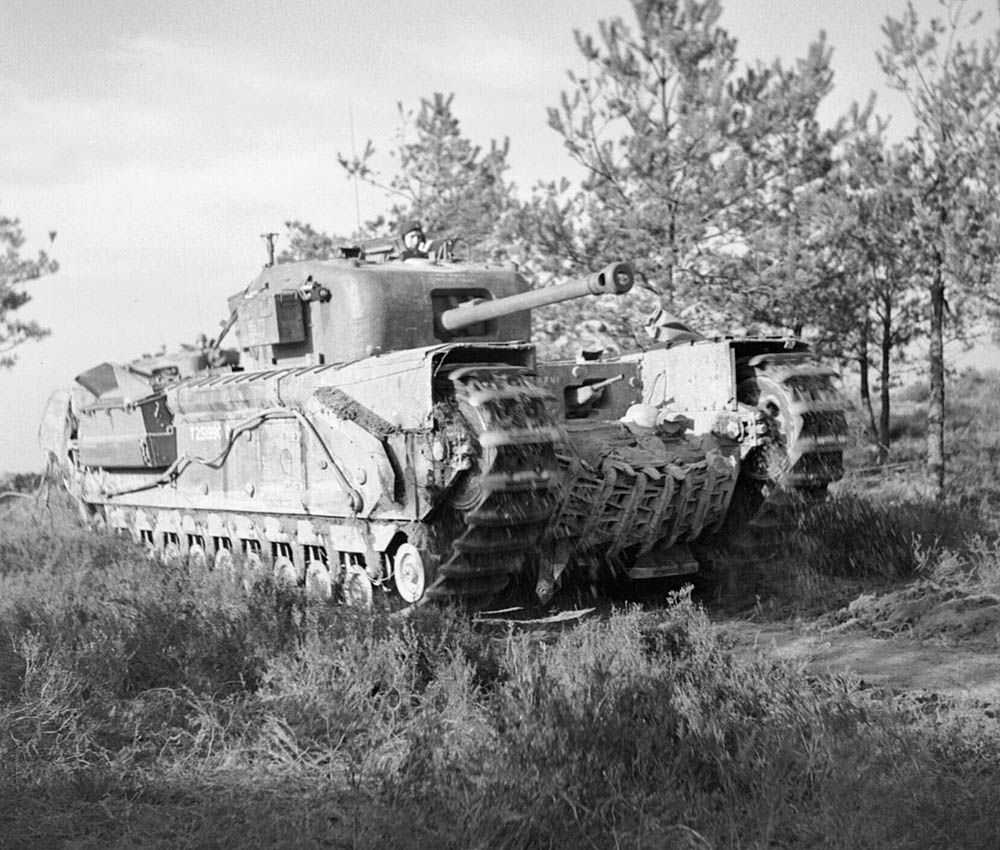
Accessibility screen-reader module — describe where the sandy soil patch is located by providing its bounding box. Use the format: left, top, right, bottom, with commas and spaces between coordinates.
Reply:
719, 581, 1000, 703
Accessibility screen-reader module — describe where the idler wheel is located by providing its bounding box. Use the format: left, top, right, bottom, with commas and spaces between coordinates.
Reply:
393, 543, 428, 604
447, 473, 484, 512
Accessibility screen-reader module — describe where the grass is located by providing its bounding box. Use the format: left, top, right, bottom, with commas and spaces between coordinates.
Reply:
2, 371, 1000, 849
2, 497, 999, 848
849, 368, 1000, 508
700, 367, 1000, 618
703, 489, 992, 621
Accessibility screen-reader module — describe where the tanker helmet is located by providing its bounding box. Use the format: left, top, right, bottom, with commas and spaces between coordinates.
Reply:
399, 220, 424, 240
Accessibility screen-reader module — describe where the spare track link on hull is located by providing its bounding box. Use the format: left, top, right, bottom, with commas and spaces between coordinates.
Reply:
424, 365, 562, 604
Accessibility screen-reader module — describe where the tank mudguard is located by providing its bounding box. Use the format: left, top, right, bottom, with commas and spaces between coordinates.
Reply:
300, 394, 397, 516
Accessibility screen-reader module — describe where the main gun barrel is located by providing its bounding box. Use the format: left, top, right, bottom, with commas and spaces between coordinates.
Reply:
439, 262, 634, 332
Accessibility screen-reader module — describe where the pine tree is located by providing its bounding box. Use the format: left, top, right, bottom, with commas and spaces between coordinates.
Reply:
532, 0, 842, 334
815, 129, 925, 463
277, 221, 346, 262
0, 213, 58, 368
879, 0, 1000, 495
338, 93, 519, 260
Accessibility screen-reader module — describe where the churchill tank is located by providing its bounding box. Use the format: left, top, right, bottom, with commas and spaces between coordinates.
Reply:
39, 239, 847, 607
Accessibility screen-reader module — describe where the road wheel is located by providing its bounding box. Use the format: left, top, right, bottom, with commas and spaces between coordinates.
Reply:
163, 542, 184, 567
343, 563, 373, 610
393, 543, 429, 604
273, 556, 298, 587
242, 551, 264, 592
214, 548, 235, 576
188, 543, 208, 571
305, 561, 333, 600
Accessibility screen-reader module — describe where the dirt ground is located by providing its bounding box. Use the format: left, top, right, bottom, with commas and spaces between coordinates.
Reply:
718, 582, 1000, 704
722, 620, 1000, 702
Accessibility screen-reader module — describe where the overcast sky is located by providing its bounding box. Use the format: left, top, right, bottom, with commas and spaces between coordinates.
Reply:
2, 0, 999, 472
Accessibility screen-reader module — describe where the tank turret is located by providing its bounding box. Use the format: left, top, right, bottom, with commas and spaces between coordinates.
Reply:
439, 262, 634, 332
226, 259, 634, 369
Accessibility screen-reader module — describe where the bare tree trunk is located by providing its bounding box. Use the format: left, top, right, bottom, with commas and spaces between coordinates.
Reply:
665, 206, 678, 305
927, 266, 946, 498
859, 320, 879, 448
879, 291, 893, 465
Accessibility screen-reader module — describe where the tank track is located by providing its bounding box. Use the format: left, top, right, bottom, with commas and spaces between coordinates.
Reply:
548, 436, 738, 567
424, 365, 562, 604
746, 353, 847, 486
734, 352, 849, 548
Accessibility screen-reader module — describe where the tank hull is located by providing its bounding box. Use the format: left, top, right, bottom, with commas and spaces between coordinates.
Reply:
55, 341, 565, 605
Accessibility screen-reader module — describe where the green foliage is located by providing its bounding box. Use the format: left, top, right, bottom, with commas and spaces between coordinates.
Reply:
392, 601, 866, 849
0, 501, 133, 581
799, 123, 928, 462
820, 534, 1000, 648
895, 379, 930, 404
279, 93, 521, 265
0, 471, 42, 496
0, 532, 272, 703
0, 213, 58, 368
842, 369, 1000, 508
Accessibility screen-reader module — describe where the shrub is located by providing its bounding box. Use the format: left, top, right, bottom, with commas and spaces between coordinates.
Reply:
895, 379, 930, 404
381, 597, 873, 849
798, 494, 981, 580
887, 406, 927, 444
0, 471, 42, 495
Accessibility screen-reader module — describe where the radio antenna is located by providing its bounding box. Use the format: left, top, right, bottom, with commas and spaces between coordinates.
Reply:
348, 101, 362, 235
